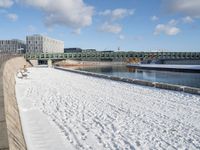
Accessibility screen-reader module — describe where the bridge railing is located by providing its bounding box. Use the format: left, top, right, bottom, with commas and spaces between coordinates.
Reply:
24, 51, 200, 61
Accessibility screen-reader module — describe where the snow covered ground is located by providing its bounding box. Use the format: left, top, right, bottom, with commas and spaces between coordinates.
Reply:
15, 67, 200, 150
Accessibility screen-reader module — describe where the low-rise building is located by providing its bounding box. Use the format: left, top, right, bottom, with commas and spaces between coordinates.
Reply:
0, 39, 26, 53
64, 48, 82, 53
82, 49, 96, 52
26, 34, 64, 53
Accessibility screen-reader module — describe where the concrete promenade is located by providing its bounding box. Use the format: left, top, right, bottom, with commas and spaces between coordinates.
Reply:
0, 56, 28, 150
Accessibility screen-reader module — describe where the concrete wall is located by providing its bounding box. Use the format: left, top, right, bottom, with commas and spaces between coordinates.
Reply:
1, 57, 29, 150
0, 65, 9, 149
0, 54, 12, 150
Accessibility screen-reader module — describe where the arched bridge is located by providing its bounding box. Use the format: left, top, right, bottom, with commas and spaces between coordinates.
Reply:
25, 51, 200, 63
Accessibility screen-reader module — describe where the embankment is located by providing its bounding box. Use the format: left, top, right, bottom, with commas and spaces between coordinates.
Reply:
0, 57, 29, 150
0, 54, 13, 150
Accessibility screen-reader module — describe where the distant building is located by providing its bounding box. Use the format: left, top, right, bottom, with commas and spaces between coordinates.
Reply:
82, 49, 96, 52
102, 50, 114, 52
0, 39, 26, 54
64, 48, 82, 53
26, 34, 64, 53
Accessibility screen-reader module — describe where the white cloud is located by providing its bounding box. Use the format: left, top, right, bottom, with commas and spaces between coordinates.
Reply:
99, 8, 134, 21
99, 10, 111, 16
154, 19, 181, 36
168, 19, 178, 26
71, 28, 81, 35
7, 13, 18, 21
182, 16, 194, 23
18, 0, 94, 30
100, 22, 122, 34
28, 25, 36, 32
0, 0, 14, 8
151, 16, 159, 21
154, 24, 180, 36
118, 35, 125, 40
163, 0, 200, 18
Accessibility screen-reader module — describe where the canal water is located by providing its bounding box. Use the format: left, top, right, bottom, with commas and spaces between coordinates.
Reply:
76, 65, 200, 88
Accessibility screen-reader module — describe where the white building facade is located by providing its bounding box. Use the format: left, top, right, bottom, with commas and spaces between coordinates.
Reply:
26, 35, 64, 53
0, 39, 26, 53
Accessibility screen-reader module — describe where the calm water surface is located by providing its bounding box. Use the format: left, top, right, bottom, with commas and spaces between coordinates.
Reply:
76, 65, 200, 88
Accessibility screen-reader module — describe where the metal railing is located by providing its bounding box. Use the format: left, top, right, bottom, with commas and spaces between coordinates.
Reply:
24, 51, 200, 61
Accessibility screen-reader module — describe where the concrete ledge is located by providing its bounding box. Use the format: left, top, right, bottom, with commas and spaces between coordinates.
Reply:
133, 80, 155, 87
2, 57, 29, 150
183, 87, 200, 95
154, 83, 183, 91
55, 67, 200, 95
0, 122, 8, 149
120, 78, 135, 84
0, 55, 13, 150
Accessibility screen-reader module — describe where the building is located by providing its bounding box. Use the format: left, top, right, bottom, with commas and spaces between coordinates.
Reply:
64, 48, 82, 53
26, 34, 64, 53
0, 39, 26, 54
82, 49, 96, 52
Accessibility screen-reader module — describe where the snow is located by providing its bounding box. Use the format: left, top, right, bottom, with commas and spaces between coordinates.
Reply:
15, 67, 200, 149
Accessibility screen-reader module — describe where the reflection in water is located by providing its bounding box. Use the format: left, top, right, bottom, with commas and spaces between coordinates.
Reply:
127, 67, 136, 72
76, 65, 200, 88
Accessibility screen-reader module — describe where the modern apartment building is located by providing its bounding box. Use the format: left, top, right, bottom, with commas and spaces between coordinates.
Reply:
26, 34, 64, 53
0, 39, 26, 53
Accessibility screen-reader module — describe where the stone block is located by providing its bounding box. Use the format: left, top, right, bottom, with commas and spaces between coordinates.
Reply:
133, 79, 155, 87
155, 83, 183, 91
183, 87, 200, 95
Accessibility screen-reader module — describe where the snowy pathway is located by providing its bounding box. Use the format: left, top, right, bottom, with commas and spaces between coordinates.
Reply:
16, 68, 200, 150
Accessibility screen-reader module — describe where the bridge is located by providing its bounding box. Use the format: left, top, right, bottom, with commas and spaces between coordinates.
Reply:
25, 51, 200, 64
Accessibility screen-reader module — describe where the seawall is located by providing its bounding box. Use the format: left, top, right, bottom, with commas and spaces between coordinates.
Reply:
0, 54, 13, 150
0, 57, 29, 150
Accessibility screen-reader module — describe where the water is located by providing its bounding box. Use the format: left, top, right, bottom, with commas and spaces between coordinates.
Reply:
76, 65, 200, 88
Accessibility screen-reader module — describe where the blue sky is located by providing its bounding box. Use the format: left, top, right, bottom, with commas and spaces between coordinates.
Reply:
0, 0, 200, 51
